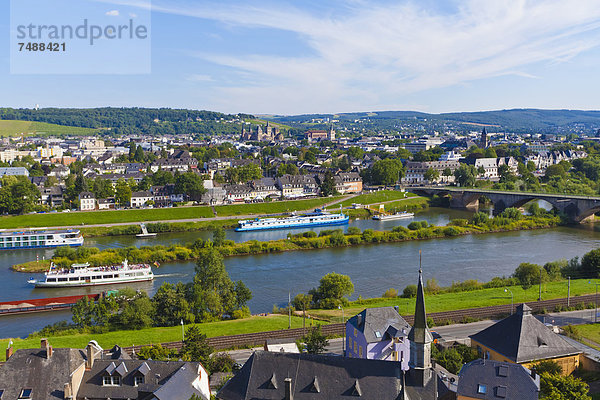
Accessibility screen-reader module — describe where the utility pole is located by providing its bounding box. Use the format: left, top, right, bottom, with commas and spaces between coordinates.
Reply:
567, 277, 571, 308
538, 268, 542, 302
288, 292, 291, 329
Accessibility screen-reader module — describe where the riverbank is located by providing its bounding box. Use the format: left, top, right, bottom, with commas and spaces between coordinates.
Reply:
12, 212, 562, 273
0, 196, 345, 230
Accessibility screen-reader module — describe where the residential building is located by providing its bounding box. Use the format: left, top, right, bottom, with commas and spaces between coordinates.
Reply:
79, 192, 96, 211
456, 359, 540, 400
470, 303, 582, 375
151, 184, 184, 206
130, 191, 153, 208
404, 161, 460, 184
466, 157, 518, 180
201, 180, 227, 205
346, 306, 410, 368
440, 150, 462, 162
277, 174, 318, 198
0, 166, 29, 177
97, 198, 116, 210
40, 186, 64, 208
250, 177, 280, 199
225, 184, 254, 202
526, 150, 587, 171
334, 172, 363, 194
77, 359, 210, 400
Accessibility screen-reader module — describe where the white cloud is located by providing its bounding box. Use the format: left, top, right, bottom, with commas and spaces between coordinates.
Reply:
106, 0, 600, 113
187, 74, 214, 82
105, 9, 120, 16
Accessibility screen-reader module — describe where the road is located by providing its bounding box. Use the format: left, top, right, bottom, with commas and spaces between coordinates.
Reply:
224, 309, 600, 365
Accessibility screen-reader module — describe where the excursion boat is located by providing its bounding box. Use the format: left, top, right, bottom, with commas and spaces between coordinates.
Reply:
0, 229, 83, 250
372, 211, 415, 221
235, 209, 349, 232
28, 259, 155, 288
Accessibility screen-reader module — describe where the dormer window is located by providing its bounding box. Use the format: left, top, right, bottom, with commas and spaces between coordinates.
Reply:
134, 376, 144, 386
102, 375, 121, 386
19, 389, 33, 399
477, 384, 487, 394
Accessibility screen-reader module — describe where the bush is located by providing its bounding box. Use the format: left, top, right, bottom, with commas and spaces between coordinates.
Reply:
407, 222, 421, 230
303, 231, 318, 238
210, 353, 237, 373
443, 226, 461, 237
513, 262, 546, 289
501, 207, 522, 220
471, 212, 489, 225
425, 278, 441, 294
450, 219, 468, 227
382, 288, 398, 298
347, 226, 361, 235
402, 284, 418, 298
231, 306, 251, 320
361, 229, 375, 242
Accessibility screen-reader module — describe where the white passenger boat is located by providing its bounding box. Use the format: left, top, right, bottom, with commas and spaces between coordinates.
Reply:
28, 259, 154, 288
372, 211, 415, 221
0, 229, 83, 250
236, 209, 349, 232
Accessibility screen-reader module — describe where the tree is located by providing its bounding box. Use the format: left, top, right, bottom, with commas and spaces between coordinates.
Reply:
181, 325, 214, 365
115, 178, 132, 207
454, 164, 477, 187
539, 372, 591, 400
302, 325, 329, 354
0, 177, 40, 215
498, 164, 516, 183
212, 227, 226, 247
371, 158, 404, 186
424, 168, 440, 183
319, 170, 338, 196
153, 169, 175, 186
513, 262, 547, 289
152, 282, 194, 326
545, 164, 567, 180
134, 145, 145, 162
311, 272, 354, 308
92, 178, 115, 199
175, 172, 205, 201
71, 296, 95, 328
114, 293, 154, 329
501, 207, 522, 220
581, 248, 600, 278
74, 173, 88, 194
532, 360, 562, 375
277, 163, 299, 176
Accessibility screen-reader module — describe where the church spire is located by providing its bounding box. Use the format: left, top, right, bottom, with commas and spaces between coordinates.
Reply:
408, 252, 433, 387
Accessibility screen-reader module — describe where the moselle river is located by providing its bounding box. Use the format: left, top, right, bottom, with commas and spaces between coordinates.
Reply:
2, 207, 600, 338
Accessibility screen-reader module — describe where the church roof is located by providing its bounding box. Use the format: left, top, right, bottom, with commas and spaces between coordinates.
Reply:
408, 269, 433, 344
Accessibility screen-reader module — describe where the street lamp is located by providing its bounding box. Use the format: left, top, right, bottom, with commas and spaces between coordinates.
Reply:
588, 281, 599, 323
180, 319, 185, 342
504, 288, 514, 315
338, 305, 345, 356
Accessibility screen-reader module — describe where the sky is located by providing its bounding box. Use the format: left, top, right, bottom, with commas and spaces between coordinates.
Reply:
2, 0, 600, 115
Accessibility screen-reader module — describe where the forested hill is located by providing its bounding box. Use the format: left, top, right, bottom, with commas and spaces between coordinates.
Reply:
269, 109, 600, 133
0, 107, 254, 136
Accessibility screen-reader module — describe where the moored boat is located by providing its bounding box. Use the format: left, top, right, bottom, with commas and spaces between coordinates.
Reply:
0, 229, 83, 250
372, 211, 415, 221
28, 259, 155, 288
236, 209, 349, 232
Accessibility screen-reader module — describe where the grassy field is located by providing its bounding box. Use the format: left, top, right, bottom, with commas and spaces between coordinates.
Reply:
214, 197, 342, 217
79, 219, 239, 237
335, 190, 416, 208
577, 324, 600, 348
0, 120, 98, 136
0, 314, 322, 361
309, 279, 597, 322
0, 206, 215, 229
0, 198, 344, 229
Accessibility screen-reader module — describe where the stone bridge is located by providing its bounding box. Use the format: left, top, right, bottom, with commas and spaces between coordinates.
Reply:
413, 187, 600, 223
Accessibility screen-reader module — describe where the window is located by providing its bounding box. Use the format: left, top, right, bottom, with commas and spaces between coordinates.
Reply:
0, 389, 4, 399
103, 375, 121, 386
359, 346, 363, 358
375, 331, 382, 338
477, 384, 487, 394
112, 376, 121, 386
19, 389, 33, 399
134, 376, 144, 386
103, 376, 112, 386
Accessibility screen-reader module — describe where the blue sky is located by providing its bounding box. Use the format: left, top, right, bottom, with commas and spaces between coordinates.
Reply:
2, 0, 600, 115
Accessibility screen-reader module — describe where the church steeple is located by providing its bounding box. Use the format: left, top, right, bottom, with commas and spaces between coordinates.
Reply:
408, 253, 433, 387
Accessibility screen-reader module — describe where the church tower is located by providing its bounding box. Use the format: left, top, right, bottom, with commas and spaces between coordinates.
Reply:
408, 266, 433, 387
480, 127, 489, 148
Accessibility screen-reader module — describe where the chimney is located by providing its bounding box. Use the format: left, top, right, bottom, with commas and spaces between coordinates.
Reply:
64, 382, 72, 399
284, 378, 293, 400
6, 345, 13, 360
41, 338, 52, 359
86, 344, 94, 370
530, 369, 536, 380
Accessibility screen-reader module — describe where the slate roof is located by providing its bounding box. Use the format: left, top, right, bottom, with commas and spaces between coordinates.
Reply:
457, 359, 540, 400
470, 303, 581, 363
0, 347, 86, 400
217, 351, 403, 400
347, 306, 411, 343
218, 351, 446, 400
77, 359, 203, 400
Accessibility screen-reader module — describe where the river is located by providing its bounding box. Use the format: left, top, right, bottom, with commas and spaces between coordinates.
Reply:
2, 207, 600, 338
